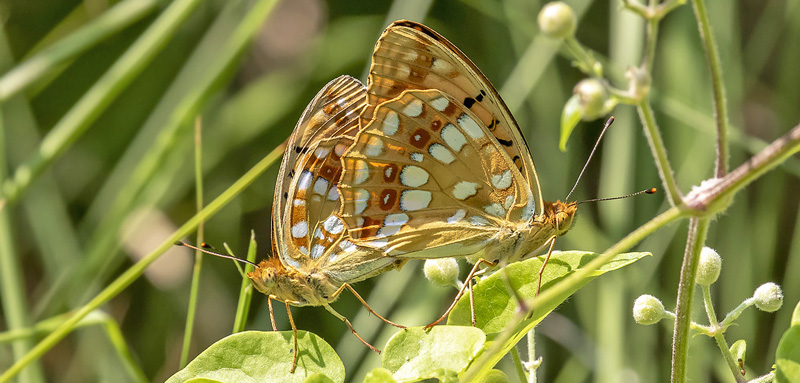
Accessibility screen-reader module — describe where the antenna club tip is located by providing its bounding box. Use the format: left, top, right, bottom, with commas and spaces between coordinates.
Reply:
646, 188, 657, 194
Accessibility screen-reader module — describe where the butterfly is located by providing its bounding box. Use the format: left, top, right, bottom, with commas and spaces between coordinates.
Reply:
337, 20, 578, 326
246, 75, 405, 371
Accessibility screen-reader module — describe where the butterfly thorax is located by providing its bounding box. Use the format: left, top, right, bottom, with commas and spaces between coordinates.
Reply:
247, 258, 340, 307
486, 200, 577, 264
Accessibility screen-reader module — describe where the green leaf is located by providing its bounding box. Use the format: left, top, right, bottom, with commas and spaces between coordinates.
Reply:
185, 379, 224, 383
166, 331, 345, 383
362, 368, 398, 383
303, 373, 336, 383
475, 369, 508, 383
729, 339, 746, 365
559, 95, 582, 152
776, 301, 800, 383
447, 251, 650, 333
792, 299, 800, 326
382, 326, 485, 382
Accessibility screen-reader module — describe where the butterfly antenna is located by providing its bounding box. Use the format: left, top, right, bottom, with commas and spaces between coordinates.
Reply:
565, 116, 615, 201
175, 241, 258, 267
577, 187, 657, 205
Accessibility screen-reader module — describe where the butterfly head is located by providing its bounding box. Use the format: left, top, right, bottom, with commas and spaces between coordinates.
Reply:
543, 200, 578, 237
247, 257, 340, 306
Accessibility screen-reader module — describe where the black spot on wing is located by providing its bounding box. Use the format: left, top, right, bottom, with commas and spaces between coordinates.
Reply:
497, 138, 514, 147
475, 90, 486, 102
463, 97, 476, 108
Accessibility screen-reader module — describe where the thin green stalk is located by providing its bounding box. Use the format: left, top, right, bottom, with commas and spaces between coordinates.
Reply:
0, 0, 160, 101
701, 285, 745, 383
510, 346, 528, 383
690, 0, 730, 177
232, 232, 257, 333
180, 118, 206, 368
643, 16, 659, 71
0, 143, 285, 383
0, 112, 45, 383
461, 206, 686, 381
671, 217, 710, 383
637, 100, 683, 206
2, 0, 202, 205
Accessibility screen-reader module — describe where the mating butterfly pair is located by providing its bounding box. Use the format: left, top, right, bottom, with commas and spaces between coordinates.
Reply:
246, 20, 577, 370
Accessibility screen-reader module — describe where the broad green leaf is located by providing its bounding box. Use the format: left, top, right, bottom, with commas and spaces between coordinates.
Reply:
303, 373, 336, 383
382, 326, 485, 382
776, 301, 800, 383
476, 369, 508, 383
447, 251, 650, 333
185, 379, 223, 383
166, 331, 344, 383
559, 94, 582, 151
792, 299, 800, 326
362, 368, 398, 383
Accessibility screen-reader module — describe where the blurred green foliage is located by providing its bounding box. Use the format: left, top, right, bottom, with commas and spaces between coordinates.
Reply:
0, 0, 798, 382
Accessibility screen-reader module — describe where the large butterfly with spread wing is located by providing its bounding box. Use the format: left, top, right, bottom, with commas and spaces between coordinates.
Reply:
246, 75, 403, 371
338, 20, 577, 325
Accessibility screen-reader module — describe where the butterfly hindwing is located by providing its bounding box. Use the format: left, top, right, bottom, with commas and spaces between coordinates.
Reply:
362, 20, 544, 216
339, 89, 533, 258
274, 76, 396, 281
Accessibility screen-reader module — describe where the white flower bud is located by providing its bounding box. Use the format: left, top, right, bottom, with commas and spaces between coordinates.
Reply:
633, 294, 666, 325
573, 79, 609, 121
696, 247, 721, 286
538, 2, 577, 39
423, 258, 460, 287
753, 282, 783, 312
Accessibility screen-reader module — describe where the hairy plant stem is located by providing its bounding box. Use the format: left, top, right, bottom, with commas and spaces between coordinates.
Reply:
527, 329, 537, 383
637, 100, 683, 205
701, 285, 746, 383
671, 217, 709, 383
690, 0, 730, 177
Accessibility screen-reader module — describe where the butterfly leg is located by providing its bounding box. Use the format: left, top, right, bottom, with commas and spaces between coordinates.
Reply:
425, 258, 498, 330
343, 284, 405, 328
284, 301, 299, 373
323, 304, 381, 354
536, 237, 558, 296
267, 296, 278, 331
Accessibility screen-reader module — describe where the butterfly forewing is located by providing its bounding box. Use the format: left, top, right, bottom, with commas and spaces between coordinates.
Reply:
274, 76, 396, 280
339, 89, 533, 258
362, 20, 544, 216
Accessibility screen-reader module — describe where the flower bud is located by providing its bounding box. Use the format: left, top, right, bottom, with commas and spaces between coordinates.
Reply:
696, 247, 722, 286
573, 79, 609, 120
753, 282, 783, 312
538, 2, 577, 39
424, 258, 460, 287
633, 294, 666, 325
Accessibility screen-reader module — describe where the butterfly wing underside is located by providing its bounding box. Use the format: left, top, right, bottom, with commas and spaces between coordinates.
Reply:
339, 89, 533, 258
362, 20, 544, 216
273, 75, 395, 282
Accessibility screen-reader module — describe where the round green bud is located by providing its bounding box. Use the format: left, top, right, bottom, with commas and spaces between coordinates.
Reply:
574, 79, 609, 120
424, 258, 460, 287
538, 2, 577, 39
753, 282, 783, 312
696, 247, 722, 286
633, 294, 666, 325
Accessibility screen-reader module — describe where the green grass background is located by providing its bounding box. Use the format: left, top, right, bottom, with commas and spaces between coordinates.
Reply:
0, 0, 798, 382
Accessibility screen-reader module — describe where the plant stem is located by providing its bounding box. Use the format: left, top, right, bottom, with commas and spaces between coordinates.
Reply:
670, 217, 710, 383
637, 100, 683, 205
180, 117, 206, 368
702, 285, 745, 383
510, 346, 528, 383
0, 143, 285, 383
719, 298, 754, 329
690, 0, 730, 177
232, 233, 257, 333
527, 328, 537, 383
